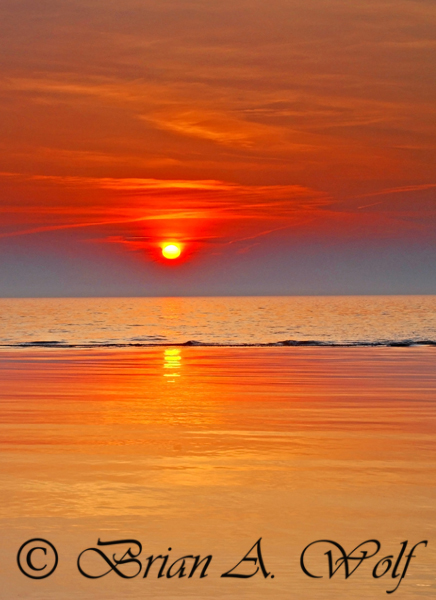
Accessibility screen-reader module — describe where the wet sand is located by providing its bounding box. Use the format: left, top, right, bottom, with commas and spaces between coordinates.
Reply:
0, 348, 435, 599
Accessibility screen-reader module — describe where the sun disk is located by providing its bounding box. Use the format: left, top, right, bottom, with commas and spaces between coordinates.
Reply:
162, 244, 181, 259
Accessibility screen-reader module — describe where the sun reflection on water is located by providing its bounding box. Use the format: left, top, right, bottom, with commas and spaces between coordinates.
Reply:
163, 348, 181, 382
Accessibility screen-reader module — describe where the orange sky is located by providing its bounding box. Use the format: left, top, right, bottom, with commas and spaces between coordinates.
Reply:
0, 0, 435, 295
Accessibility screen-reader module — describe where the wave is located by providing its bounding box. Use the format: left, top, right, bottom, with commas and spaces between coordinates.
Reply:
1, 339, 436, 348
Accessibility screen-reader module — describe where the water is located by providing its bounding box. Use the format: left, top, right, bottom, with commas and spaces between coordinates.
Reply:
1, 347, 435, 599
0, 295, 436, 347
1, 296, 436, 599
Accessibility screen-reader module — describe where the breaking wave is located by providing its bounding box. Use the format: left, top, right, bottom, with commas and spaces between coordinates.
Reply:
2, 339, 436, 348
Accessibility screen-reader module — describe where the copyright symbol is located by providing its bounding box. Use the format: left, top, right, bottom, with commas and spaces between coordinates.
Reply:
17, 539, 58, 579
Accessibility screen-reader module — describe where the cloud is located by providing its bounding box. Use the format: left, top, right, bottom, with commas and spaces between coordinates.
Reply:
0, 0, 435, 273
5, 172, 235, 191
355, 183, 436, 199
0, 171, 330, 241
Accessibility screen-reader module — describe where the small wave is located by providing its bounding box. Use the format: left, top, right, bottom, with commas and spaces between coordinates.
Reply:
1, 339, 436, 349
18, 340, 67, 346
274, 339, 436, 347
130, 335, 168, 342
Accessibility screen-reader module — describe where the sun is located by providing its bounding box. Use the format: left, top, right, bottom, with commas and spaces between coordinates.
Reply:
162, 244, 181, 260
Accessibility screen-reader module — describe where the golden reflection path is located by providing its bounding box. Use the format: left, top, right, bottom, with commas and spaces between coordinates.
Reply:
163, 348, 182, 383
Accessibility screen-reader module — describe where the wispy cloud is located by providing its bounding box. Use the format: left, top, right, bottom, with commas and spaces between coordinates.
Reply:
0, 171, 331, 242
20, 173, 235, 192
355, 183, 436, 200
0, 170, 327, 201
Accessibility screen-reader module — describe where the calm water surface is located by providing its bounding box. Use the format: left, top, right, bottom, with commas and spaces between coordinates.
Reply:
0, 347, 435, 599
0, 295, 435, 346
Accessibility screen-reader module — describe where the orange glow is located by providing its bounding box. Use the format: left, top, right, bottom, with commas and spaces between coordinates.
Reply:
162, 244, 181, 259
0, 0, 435, 294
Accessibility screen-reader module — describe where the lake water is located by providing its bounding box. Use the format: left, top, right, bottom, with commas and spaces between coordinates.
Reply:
0, 295, 435, 346
0, 297, 435, 599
